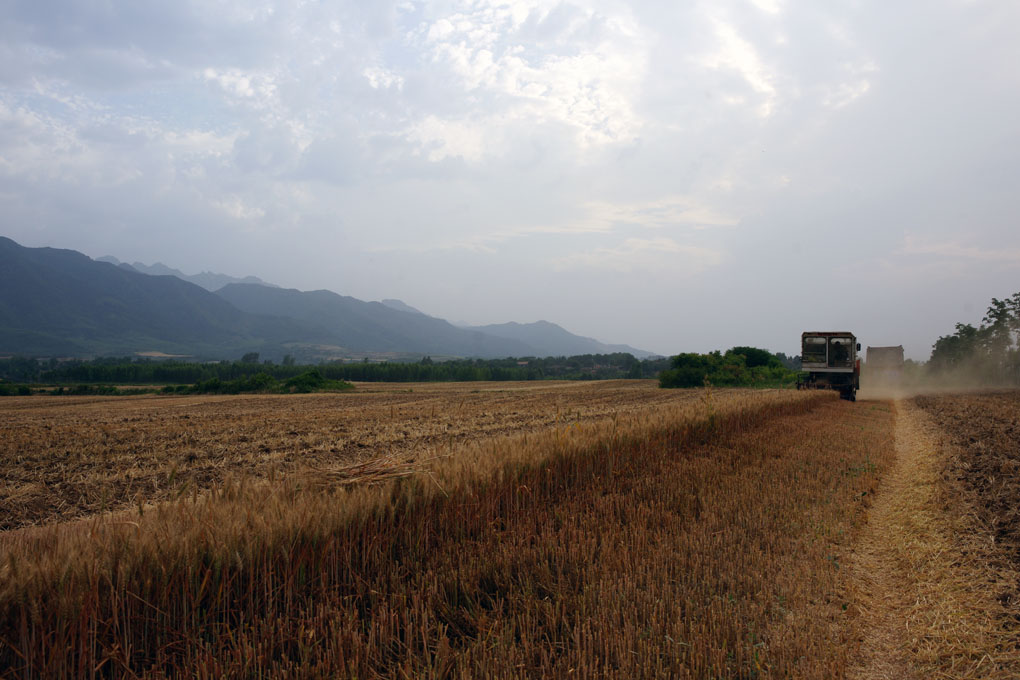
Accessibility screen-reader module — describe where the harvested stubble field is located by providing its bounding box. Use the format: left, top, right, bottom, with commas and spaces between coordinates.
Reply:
915, 391, 1020, 562
0, 380, 685, 530
838, 390, 1020, 680
911, 391, 1020, 677
0, 382, 904, 678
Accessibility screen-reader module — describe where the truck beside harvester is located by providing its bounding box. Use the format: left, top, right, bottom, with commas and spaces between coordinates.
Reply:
865, 345, 905, 387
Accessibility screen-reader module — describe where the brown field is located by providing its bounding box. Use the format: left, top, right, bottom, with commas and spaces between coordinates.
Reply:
3, 383, 1018, 678
910, 391, 1020, 677
2, 383, 888, 678
840, 391, 1020, 680
915, 391, 1020, 560
0, 380, 687, 530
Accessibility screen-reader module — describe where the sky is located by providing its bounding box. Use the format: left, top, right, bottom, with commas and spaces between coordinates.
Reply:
2, 0, 1018, 359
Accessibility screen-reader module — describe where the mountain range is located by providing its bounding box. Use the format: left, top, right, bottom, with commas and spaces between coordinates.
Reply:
0, 237, 654, 360
215, 284, 535, 359
95, 256, 279, 291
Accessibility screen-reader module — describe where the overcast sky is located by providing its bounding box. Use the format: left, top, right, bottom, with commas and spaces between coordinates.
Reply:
2, 0, 1018, 358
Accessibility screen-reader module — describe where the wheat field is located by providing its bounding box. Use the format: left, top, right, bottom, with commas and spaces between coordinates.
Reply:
0, 382, 901, 678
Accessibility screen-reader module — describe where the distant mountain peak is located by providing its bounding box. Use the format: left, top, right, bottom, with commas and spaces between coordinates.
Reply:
466, 320, 654, 359
380, 299, 427, 316
95, 255, 279, 292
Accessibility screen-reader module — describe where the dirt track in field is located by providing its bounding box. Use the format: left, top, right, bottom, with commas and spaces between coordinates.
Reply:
846, 400, 927, 680
849, 393, 1020, 679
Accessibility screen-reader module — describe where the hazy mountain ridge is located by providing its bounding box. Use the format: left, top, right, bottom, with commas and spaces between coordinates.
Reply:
0, 238, 327, 357
468, 320, 657, 359
380, 299, 426, 316
2, 238, 654, 359
96, 256, 279, 292
215, 284, 536, 359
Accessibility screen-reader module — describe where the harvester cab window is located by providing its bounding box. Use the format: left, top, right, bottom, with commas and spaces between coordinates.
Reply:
803, 336, 827, 364
828, 337, 853, 367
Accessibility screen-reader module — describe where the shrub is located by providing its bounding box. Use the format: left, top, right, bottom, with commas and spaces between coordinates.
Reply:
660, 348, 798, 388
285, 369, 325, 393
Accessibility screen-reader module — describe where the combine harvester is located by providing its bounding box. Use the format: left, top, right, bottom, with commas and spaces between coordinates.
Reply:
799, 331, 861, 401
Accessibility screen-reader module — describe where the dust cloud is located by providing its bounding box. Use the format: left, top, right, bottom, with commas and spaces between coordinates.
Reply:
857, 360, 1016, 401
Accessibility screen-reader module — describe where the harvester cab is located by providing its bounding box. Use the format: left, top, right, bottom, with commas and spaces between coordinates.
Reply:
798, 331, 861, 401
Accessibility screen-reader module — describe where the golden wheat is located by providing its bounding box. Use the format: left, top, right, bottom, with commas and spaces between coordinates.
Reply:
0, 380, 691, 530
0, 385, 902, 678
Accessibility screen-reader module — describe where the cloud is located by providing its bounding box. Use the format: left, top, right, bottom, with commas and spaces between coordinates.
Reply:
409, 0, 647, 151
214, 195, 266, 221
822, 60, 876, 109
582, 197, 739, 231
293, 134, 364, 185
406, 115, 490, 162
551, 237, 723, 274
361, 193, 738, 257
203, 68, 277, 102
699, 16, 778, 117
900, 235, 1020, 264
363, 66, 404, 91
748, 0, 783, 14
1, 0, 1018, 358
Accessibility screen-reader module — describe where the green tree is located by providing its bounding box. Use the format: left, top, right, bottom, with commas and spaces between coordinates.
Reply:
929, 323, 980, 371
929, 291, 1020, 384
727, 346, 778, 368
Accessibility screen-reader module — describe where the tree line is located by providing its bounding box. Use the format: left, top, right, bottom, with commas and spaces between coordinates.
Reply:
929, 291, 1020, 384
0, 352, 672, 387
